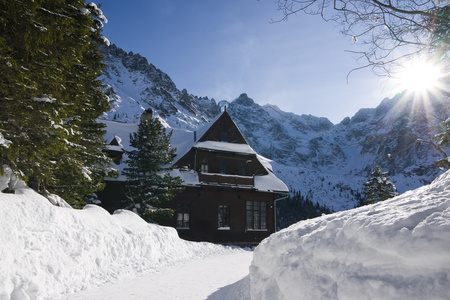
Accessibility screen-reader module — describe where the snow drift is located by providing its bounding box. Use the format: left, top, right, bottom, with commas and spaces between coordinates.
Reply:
250, 170, 450, 300
2, 170, 450, 300
0, 177, 242, 300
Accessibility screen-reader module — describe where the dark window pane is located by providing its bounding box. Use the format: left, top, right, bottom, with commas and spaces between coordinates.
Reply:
253, 211, 259, 228
220, 159, 227, 174
245, 201, 268, 230
221, 131, 228, 142
218, 205, 230, 228
246, 211, 252, 229
239, 162, 246, 176
261, 210, 267, 229
261, 202, 266, 211
176, 204, 190, 228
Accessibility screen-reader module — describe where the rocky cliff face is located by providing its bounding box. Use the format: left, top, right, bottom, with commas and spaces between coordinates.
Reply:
100, 44, 449, 210
101, 44, 219, 127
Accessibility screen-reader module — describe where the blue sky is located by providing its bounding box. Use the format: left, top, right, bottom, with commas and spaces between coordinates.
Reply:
100, 0, 399, 124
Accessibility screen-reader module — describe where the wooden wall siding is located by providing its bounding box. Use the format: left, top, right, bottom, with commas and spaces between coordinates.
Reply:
199, 111, 247, 144
98, 181, 276, 244
174, 149, 194, 169
107, 150, 123, 165
198, 173, 254, 186
176, 149, 268, 177
164, 186, 275, 244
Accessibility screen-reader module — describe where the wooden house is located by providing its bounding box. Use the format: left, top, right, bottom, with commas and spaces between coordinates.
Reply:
98, 109, 289, 245
166, 109, 288, 244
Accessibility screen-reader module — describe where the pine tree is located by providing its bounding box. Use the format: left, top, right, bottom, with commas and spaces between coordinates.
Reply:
434, 117, 450, 169
122, 116, 182, 218
362, 166, 398, 205
0, 1, 113, 206
276, 190, 332, 230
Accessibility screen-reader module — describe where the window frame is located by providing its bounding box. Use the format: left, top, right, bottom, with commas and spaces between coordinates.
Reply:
220, 131, 228, 142
217, 204, 230, 230
219, 158, 227, 174
238, 162, 246, 176
176, 203, 190, 229
200, 159, 209, 173
246, 201, 267, 231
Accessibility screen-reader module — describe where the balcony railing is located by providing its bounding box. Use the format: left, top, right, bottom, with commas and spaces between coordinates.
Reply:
198, 173, 254, 187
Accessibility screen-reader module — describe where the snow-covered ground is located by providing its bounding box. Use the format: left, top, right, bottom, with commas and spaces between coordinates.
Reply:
67, 251, 252, 300
1, 170, 449, 299
0, 174, 247, 300
251, 170, 450, 300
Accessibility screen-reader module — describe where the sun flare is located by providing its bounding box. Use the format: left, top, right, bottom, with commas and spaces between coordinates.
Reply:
396, 59, 443, 94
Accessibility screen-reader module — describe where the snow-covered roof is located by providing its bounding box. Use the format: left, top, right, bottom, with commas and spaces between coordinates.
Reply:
171, 117, 288, 192
170, 128, 197, 162
100, 119, 289, 193
254, 171, 289, 193
107, 145, 123, 152
170, 109, 248, 162
172, 168, 288, 193
194, 141, 256, 155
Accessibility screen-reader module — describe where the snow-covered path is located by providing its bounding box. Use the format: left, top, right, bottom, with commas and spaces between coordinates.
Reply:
65, 251, 252, 300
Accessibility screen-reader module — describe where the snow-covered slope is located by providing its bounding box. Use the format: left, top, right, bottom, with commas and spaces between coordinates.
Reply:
101, 44, 218, 128
0, 175, 244, 300
1, 170, 449, 299
227, 93, 449, 211
100, 44, 449, 211
250, 170, 450, 300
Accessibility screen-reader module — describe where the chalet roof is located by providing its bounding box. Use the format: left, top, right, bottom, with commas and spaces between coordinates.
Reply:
196, 109, 248, 144
170, 168, 289, 194
100, 114, 289, 194
193, 141, 256, 156
106, 135, 124, 152
171, 109, 250, 162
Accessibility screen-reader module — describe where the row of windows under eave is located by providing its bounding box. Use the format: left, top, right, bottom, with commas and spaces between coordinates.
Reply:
175, 201, 268, 230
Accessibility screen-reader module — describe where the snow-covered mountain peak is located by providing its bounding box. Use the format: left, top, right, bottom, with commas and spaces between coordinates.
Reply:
100, 44, 449, 211
233, 93, 257, 107
100, 44, 220, 129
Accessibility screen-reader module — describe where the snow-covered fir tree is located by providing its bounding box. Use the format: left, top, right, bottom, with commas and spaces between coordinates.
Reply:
122, 111, 182, 219
362, 166, 398, 205
434, 117, 450, 168
0, 1, 113, 206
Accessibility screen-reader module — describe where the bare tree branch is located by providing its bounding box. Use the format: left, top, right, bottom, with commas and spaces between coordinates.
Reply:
274, 0, 450, 77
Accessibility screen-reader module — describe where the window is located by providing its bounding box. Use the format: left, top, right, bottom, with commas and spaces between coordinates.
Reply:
246, 201, 267, 230
200, 159, 209, 173
239, 162, 246, 176
220, 158, 227, 174
218, 205, 230, 229
220, 131, 228, 142
176, 204, 190, 228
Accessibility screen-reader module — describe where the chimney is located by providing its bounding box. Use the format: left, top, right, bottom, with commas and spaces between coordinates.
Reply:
194, 131, 197, 142
140, 108, 153, 122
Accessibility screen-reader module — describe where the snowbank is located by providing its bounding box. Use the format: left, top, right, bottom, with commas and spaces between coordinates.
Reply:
0, 180, 242, 300
250, 170, 450, 300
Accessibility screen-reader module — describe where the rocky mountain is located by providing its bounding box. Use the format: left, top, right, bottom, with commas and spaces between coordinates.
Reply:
101, 44, 219, 127
100, 44, 449, 211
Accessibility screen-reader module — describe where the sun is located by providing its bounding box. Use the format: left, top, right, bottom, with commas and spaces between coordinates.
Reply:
395, 59, 443, 94
387, 58, 446, 131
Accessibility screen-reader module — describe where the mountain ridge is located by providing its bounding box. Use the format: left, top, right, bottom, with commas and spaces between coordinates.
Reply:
100, 44, 449, 211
